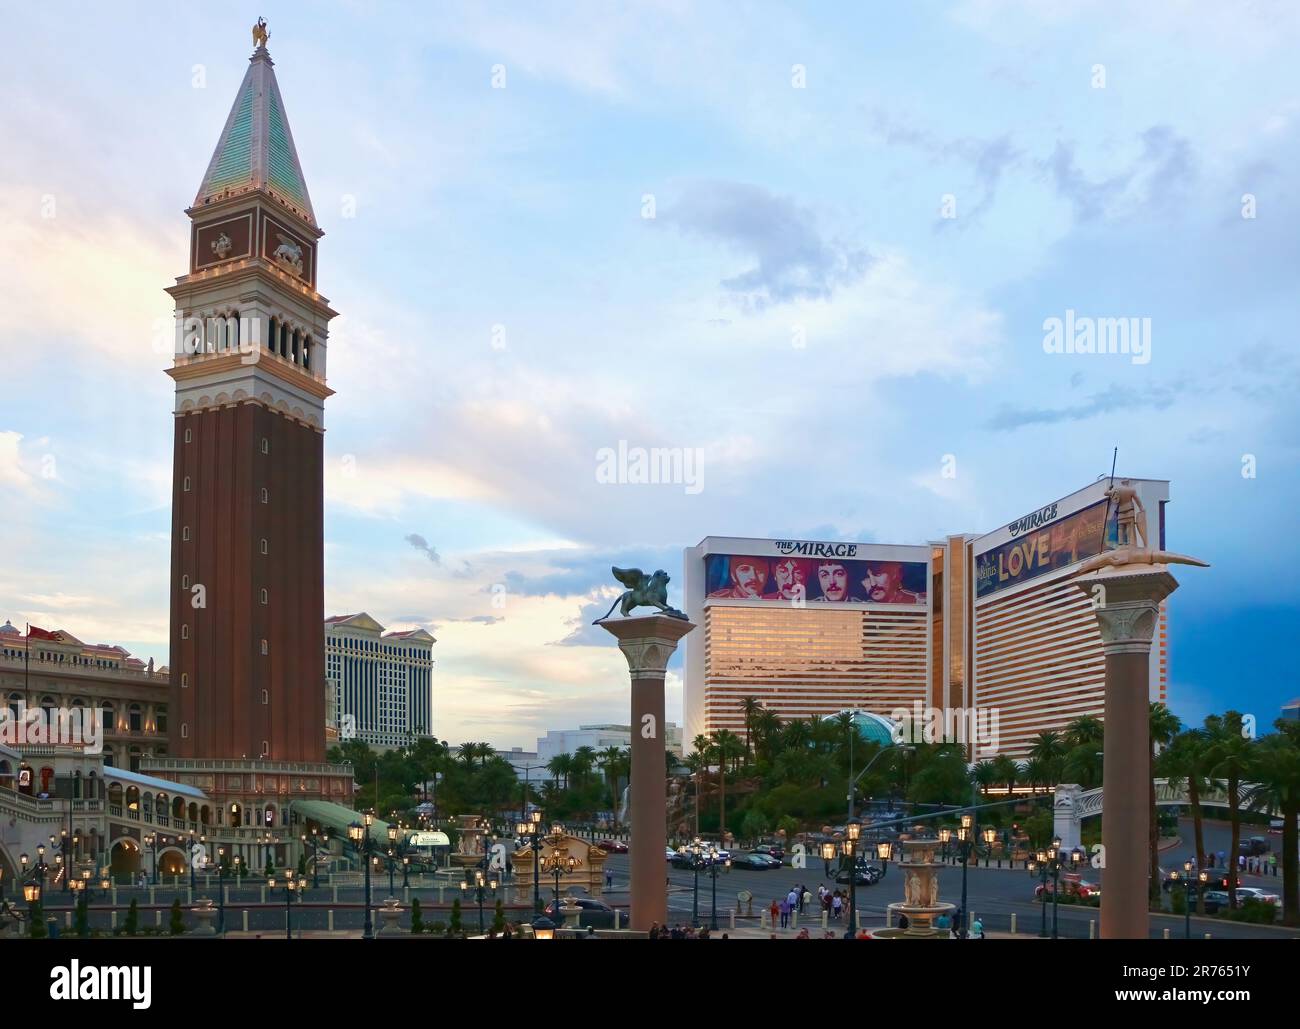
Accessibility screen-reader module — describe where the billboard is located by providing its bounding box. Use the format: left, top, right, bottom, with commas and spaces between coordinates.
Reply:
975, 499, 1117, 598
705, 553, 927, 605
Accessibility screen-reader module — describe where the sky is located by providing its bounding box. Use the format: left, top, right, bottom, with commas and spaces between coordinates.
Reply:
1, 1, 1297, 749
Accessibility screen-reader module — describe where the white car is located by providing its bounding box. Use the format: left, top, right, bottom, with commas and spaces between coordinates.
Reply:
1235, 887, 1280, 905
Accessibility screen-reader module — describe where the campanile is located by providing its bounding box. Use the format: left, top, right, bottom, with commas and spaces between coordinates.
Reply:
163, 31, 335, 766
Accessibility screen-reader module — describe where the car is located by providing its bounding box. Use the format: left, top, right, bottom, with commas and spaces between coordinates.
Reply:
1238, 836, 1271, 857
753, 844, 786, 862
597, 839, 628, 854
732, 853, 781, 870
834, 866, 880, 887
665, 847, 677, 861
1235, 887, 1280, 905
542, 896, 618, 927
1035, 875, 1101, 900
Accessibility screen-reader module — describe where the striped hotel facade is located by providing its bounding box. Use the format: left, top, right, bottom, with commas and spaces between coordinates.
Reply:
684, 478, 1169, 759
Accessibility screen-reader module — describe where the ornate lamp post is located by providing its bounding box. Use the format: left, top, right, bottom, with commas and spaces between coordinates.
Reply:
680, 838, 708, 927
516, 810, 545, 916
348, 813, 378, 940
1028, 836, 1068, 939
707, 847, 729, 932
22, 878, 42, 930
541, 847, 579, 920
52, 830, 77, 892
461, 868, 499, 935
143, 833, 162, 885
531, 915, 556, 940
1177, 860, 1209, 939
301, 827, 328, 890
268, 873, 306, 940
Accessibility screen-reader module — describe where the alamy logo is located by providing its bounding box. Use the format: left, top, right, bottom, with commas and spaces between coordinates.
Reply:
890, 702, 1000, 758
49, 961, 151, 1009
0, 701, 102, 753
1042, 309, 1151, 365
595, 440, 703, 495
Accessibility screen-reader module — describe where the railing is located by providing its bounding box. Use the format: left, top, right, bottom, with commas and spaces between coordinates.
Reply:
0, 652, 168, 682
143, 757, 353, 776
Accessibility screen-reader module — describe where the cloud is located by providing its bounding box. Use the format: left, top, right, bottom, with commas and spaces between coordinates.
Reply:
986, 382, 1185, 431
404, 533, 440, 564
660, 180, 871, 309
1041, 127, 1195, 222
867, 110, 1022, 226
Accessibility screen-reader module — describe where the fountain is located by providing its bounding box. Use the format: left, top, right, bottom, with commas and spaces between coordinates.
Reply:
872, 837, 955, 939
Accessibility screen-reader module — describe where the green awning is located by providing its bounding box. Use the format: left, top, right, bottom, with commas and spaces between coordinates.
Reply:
293, 799, 391, 842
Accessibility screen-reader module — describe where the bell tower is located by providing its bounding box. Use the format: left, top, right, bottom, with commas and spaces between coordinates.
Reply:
160, 27, 336, 770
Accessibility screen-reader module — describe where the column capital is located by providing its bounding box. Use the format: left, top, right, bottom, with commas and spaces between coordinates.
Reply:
1074, 565, 1179, 654
597, 615, 696, 680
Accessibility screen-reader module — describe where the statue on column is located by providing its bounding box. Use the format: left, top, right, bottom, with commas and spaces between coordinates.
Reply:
252, 17, 270, 50
1079, 478, 1208, 572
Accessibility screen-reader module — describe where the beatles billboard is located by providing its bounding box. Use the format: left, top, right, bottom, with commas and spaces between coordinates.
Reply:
705, 553, 927, 605
975, 499, 1117, 598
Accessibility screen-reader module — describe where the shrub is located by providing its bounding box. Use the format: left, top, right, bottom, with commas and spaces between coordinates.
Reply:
124, 898, 139, 937
170, 898, 185, 936
449, 898, 463, 936
410, 897, 424, 935
492, 898, 506, 936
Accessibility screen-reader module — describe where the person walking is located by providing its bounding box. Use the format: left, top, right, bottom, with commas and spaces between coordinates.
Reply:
769, 899, 779, 929
779, 896, 791, 929
970, 917, 985, 939
831, 892, 843, 921
802, 886, 812, 914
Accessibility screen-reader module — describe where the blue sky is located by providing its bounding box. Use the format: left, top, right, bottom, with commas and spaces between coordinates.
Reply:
1, 1, 1297, 747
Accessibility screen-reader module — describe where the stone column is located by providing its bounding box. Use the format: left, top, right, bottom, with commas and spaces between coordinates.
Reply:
1075, 566, 1178, 940
598, 614, 695, 931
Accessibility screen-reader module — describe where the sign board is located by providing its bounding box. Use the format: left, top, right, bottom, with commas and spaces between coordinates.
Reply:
408, 831, 450, 848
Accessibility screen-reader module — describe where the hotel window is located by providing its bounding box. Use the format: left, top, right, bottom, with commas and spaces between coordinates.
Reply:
261, 689, 269, 705
180, 723, 189, 739
156, 707, 167, 733
261, 740, 270, 757
261, 639, 268, 655
184, 427, 192, 444
128, 704, 143, 733
261, 588, 269, 605
183, 476, 191, 492
183, 526, 191, 541
182, 575, 190, 589
181, 624, 189, 640
260, 538, 268, 555
181, 673, 189, 689
261, 437, 269, 455
261, 487, 269, 504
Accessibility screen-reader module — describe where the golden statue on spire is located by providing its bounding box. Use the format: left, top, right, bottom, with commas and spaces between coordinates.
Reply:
252, 17, 269, 50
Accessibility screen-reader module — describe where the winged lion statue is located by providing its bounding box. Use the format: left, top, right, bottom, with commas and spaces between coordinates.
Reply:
593, 566, 688, 622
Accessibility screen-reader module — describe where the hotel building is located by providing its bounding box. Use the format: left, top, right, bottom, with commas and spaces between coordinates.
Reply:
684, 477, 1170, 758
325, 613, 435, 750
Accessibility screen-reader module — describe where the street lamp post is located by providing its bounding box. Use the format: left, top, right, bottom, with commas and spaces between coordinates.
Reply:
302, 827, 327, 890
215, 847, 227, 935
462, 868, 499, 935
348, 813, 377, 940
53, 830, 77, 892
269, 874, 306, 940
1178, 860, 1208, 940
540, 846, 578, 922
679, 838, 707, 927
143, 833, 161, 885
1028, 836, 1068, 939
516, 810, 545, 916
939, 818, 998, 939
385, 823, 400, 895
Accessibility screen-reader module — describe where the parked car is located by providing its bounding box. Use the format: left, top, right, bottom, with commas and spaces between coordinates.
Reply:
753, 844, 786, 862
596, 839, 628, 854
1235, 887, 1280, 905
543, 896, 618, 927
732, 852, 782, 870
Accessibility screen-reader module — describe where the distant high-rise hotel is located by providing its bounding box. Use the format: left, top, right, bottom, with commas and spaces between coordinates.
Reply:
324, 614, 435, 750
684, 478, 1171, 758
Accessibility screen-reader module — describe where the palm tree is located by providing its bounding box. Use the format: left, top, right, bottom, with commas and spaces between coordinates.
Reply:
457, 742, 479, 768
1021, 757, 1050, 794
754, 708, 782, 763
990, 754, 1020, 796
1148, 703, 1183, 905
971, 760, 998, 796
741, 697, 762, 765
546, 753, 573, 790
1028, 731, 1066, 785
571, 746, 598, 786
1241, 725, 1300, 926
1202, 711, 1258, 909
1161, 728, 1211, 910
1064, 715, 1104, 750
598, 746, 627, 829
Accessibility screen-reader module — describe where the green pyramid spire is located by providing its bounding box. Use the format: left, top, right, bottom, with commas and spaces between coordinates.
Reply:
193, 43, 316, 226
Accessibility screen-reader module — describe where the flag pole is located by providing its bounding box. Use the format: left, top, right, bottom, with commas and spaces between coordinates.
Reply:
1099, 447, 1118, 552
